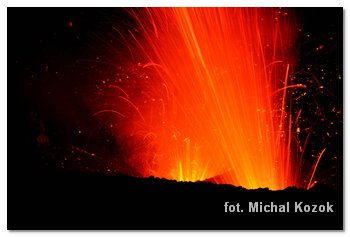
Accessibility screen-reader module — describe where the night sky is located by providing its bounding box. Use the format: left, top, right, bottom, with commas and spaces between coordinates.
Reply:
8, 7, 343, 189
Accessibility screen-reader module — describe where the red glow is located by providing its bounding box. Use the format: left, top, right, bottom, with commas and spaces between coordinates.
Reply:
103, 8, 324, 190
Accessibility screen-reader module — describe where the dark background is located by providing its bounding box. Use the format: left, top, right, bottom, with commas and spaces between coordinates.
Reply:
8, 7, 343, 230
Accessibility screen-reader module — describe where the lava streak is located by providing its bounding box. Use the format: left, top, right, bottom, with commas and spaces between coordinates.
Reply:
107, 8, 308, 189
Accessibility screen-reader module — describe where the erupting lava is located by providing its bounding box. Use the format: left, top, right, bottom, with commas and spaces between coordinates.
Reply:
98, 8, 325, 190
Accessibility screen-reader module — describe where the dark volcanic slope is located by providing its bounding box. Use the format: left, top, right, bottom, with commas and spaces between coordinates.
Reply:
8, 171, 343, 230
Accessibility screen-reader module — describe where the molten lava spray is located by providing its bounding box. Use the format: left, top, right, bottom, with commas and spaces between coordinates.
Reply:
106, 8, 314, 190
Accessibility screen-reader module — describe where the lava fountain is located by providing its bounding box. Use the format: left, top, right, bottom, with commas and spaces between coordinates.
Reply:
99, 8, 323, 190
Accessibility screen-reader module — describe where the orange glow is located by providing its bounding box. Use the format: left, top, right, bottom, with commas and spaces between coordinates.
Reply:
113, 8, 305, 189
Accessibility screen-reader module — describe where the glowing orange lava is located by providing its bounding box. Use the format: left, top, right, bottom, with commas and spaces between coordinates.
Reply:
110, 8, 317, 190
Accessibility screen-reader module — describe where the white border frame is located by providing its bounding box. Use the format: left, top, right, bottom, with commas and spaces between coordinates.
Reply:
1, 0, 347, 236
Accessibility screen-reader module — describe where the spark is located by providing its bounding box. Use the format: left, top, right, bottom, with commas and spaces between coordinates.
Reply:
307, 148, 326, 190
93, 109, 125, 118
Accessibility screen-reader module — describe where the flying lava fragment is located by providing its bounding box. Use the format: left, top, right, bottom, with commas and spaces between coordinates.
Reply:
95, 8, 328, 190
